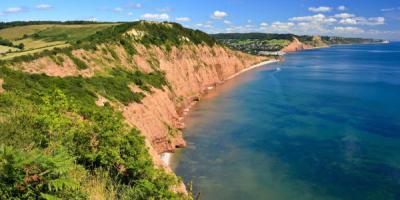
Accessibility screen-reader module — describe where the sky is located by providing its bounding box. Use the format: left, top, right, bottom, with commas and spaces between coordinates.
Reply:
0, 0, 399, 40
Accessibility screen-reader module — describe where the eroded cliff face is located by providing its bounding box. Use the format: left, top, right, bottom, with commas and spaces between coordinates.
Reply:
12, 43, 266, 170
282, 37, 313, 52
122, 44, 265, 166
6, 42, 267, 195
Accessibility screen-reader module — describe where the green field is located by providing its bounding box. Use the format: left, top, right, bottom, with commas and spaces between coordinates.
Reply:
0, 23, 117, 60
0, 24, 54, 40
0, 45, 18, 54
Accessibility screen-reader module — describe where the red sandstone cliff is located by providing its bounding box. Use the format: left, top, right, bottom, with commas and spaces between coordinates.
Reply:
13, 43, 267, 170
122, 44, 266, 167
282, 37, 313, 52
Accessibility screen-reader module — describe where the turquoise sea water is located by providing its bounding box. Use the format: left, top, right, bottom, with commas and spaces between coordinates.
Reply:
173, 43, 400, 200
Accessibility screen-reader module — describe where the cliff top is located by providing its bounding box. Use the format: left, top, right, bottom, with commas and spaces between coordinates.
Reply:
0, 21, 217, 61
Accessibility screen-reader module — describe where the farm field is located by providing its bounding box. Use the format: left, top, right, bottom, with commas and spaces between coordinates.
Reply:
0, 23, 117, 60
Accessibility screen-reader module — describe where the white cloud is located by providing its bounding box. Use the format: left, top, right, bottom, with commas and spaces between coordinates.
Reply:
158, 7, 172, 12
260, 22, 268, 26
128, 12, 133, 16
36, 4, 52, 10
141, 13, 170, 20
290, 13, 325, 21
367, 17, 385, 25
112, 7, 123, 12
334, 14, 384, 25
196, 23, 204, 27
271, 21, 295, 30
337, 6, 347, 11
4, 7, 24, 14
355, 17, 385, 25
223, 20, 232, 24
339, 18, 357, 25
380, 7, 399, 12
247, 19, 252, 23
211, 10, 228, 19
308, 6, 332, 12
176, 17, 191, 22
129, 3, 142, 9
289, 14, 336, 24
334, 13, 355, 19
334, 26, 365, 34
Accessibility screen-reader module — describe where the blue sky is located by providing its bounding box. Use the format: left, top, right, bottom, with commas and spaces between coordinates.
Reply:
0, 0, 399, 40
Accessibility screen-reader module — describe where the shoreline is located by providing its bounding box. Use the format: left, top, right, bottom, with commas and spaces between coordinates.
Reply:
160, 59, 280, 166
225, 59, 279, 80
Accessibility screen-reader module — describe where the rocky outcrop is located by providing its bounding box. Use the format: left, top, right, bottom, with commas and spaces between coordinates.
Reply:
282, 37, 312, 52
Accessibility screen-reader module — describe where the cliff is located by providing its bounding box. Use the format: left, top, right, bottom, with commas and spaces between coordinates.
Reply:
0, 21, 268, 198
213, 33, 379, 55
281, 37, 313, 52
7, 35, 265, 167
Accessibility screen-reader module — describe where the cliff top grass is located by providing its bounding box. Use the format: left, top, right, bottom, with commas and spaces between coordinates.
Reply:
0, 21, 216, 61
0, 22, 116, 60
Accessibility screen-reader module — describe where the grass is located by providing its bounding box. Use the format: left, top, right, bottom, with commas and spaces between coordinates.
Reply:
0, 43, 69, 60
0, 24, 55, 40
32, 24, 116, 42
262, 39, 291, 46
0, 45, 18, 54
0, 23, 117, 60
12, 38, 65, 50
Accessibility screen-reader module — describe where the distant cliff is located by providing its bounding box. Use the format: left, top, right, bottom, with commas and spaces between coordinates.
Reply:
212, 33, 383, 54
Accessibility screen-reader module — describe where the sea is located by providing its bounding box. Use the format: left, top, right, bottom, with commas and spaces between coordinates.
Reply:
172, 42, 400, 200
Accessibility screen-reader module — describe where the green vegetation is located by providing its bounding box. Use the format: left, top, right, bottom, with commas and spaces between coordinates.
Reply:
79, 21, 216, 50
0, 21, 114, 32
0, 37, 24, 50
0, 24, 56, 41
0, 66, 187, 199
0, 45, 19, 54
31, 24, 114, 43
0, 23, 116, 60
65, 51, 88, 70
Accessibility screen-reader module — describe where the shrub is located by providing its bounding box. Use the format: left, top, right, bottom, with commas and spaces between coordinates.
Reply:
0, 81, 187, 199
65, 52, 88, 70
0, 145, 87, 199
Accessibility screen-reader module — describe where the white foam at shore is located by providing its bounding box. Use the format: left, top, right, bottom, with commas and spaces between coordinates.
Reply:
226, 60, 279, 80
161, 152, 172, 166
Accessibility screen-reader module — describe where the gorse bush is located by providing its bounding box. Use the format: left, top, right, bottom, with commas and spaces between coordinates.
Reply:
0, 67, 188, 199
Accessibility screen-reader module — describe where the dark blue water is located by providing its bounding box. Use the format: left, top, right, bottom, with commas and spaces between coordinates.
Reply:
173, 43, 400, 200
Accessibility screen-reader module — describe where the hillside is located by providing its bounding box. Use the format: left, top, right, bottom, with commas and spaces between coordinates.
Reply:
0, 22, 117, 60
0, 21, 267, 199
212, 33, 384, 55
